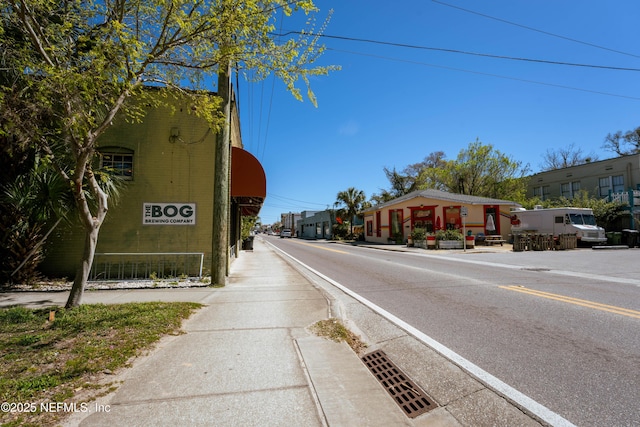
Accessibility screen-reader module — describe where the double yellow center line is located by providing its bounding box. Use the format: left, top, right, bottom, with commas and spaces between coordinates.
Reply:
500, 285, 640, 319
293, 240, 349, 254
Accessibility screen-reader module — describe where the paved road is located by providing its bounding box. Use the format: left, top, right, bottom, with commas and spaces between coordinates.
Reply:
267, 237, 640, 427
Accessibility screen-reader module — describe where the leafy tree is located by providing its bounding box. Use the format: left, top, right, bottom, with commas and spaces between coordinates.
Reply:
404, 150, 448, 191
378, 167, 416, 200
540, 143, 598, 171
373, 142, 528, 204
334, 187, 366, 237
603, 126, 640, 156
1, 0, 337, 307
441, 139, 530, 200
372, 151, 447, 204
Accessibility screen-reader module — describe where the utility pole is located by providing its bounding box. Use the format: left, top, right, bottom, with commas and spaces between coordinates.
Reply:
211, 59, 231, 286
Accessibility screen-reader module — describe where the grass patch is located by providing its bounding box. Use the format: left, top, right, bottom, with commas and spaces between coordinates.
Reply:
310, 318, 368, 355
0, 302, 201, 426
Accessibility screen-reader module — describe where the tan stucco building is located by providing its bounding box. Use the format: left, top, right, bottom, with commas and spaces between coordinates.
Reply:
527, 154, 640, 200
42, 90, 265, 279
363, 189, 520, 244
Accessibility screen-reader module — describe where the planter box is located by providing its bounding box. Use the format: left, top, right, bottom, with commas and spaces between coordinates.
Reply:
426, 237, 436, 249
438, 240, 463, 249
414, 240, 427, 249
465, 236, 475, 248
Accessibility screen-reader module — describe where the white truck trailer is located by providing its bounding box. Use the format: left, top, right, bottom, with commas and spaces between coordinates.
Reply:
510, 206, 607, 245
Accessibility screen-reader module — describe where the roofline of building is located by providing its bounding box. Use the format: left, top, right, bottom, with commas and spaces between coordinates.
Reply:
363, 189, 520, 214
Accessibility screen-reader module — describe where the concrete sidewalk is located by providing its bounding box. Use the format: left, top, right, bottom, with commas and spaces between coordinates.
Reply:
2, 238, 547, 427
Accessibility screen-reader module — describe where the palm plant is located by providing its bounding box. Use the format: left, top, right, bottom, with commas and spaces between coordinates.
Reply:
334, 187, 366, 238
0, 156, 71, 285
0, 150, 124, 286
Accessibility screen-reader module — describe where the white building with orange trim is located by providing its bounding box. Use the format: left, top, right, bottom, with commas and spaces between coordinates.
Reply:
362, 189, 520, 244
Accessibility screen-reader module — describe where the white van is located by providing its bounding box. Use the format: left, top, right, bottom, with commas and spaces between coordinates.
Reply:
510, 206, 606, 245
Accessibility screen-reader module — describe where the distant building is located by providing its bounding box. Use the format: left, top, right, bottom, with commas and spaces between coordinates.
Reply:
527, 154, 640, 200
362, 189, 520, 244
281, 212, 301, 232
297, 210, 335, 239
527, 154, 640, 229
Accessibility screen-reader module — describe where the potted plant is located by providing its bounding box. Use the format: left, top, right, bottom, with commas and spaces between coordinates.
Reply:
436, 229, 464, 249
411, 227, 427, 248
241, 216, 257, 250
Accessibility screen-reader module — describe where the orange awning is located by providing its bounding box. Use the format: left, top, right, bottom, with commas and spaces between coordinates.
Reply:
231, 147, 266, 216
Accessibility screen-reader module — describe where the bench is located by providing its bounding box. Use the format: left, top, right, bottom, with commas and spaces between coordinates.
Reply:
484, 235, 506, 246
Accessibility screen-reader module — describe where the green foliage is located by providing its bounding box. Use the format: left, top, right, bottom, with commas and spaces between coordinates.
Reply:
440, 139, 530, 200
241, 216, 258, 240
1, 0, 337, 301
410, 227, 427, 241
0, 302, 200, 426
335, 187, 366, 236
374, 140, 529, 204
435, 229, 463, 241
0, 154, 74, 285
332, 222, 349, 240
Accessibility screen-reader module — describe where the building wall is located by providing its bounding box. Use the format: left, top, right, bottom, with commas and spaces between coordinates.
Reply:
528, 154, 640, 200
363, 196, 514, 244
41, 93, 243, 278
297, 210, 334, 239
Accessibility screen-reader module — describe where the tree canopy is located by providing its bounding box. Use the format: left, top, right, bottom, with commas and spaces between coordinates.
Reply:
334, 187, 367, 237
374, 140, 530, 204
603, 126, 640, 156
539, 143, 598, 171
1, 0, 337, 306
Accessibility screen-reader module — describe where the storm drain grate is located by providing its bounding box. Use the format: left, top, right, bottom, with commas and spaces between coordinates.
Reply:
361, 350, 436, 418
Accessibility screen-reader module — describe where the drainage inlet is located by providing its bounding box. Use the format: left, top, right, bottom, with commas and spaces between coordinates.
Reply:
361, 350, 436, 418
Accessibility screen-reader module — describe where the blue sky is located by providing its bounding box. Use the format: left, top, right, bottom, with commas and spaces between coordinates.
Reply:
236, 0, 640, 225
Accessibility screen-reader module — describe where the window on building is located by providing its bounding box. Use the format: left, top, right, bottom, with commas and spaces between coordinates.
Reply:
571, 181, 581, 195
100, 148, 134, 180
412, 208, 435, 232
612, 175, 624, 193
389, 209, 403, 240
366, 220, 373, 236
533, 186, 550, 200
560, 182, 581, 199
599, 177, 610, 197
444, 206, 461, 230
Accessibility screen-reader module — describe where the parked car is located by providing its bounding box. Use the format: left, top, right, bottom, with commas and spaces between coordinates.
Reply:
280, 229, 292, 238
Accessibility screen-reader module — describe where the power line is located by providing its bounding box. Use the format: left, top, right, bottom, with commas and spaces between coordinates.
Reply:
276, 31, 640, 72
328, 48, 640, 101
267, 193, 329, 206
431, 0, 640, 60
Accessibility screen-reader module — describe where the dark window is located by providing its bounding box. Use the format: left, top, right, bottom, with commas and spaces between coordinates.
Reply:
101, 150, 133, 179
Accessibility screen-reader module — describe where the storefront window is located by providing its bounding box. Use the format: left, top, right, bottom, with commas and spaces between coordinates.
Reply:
444, 207, 461, 230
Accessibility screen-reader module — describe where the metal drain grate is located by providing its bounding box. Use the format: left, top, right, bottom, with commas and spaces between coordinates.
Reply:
361, 350, 436, 418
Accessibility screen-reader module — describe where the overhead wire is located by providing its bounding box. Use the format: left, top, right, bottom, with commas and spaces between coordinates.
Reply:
241, 3, 640, 221
275, 31, 640, 72
328, 47, 640, 101
431, 0, 640, 60
251, 5, 640, 164
267, 193, 329, 206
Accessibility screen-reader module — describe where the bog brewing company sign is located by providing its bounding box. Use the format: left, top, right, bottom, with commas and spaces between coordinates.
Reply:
143, 203, 196, 225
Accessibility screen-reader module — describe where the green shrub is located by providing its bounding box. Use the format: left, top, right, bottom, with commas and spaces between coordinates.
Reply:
436, 229, 463, 241
411, 227, 426, 241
